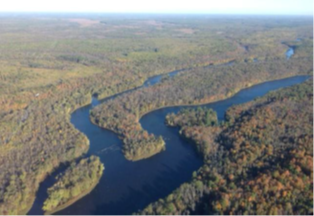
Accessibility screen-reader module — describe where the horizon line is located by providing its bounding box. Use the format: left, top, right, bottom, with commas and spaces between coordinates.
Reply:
0, 11, 312, 16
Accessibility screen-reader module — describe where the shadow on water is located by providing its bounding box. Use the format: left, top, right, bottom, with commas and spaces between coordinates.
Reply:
90, 156, 201, 215
28, 44, 309, 215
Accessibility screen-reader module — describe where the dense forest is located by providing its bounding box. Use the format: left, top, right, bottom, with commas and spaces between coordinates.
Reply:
43, 156, 104, 214
166, 107, 218, 127
0, 14, 312, 214
90, 57, 312, 161
138, 79, 313, 215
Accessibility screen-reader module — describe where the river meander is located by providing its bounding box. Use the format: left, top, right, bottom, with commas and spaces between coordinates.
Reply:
28, 45, 309, 215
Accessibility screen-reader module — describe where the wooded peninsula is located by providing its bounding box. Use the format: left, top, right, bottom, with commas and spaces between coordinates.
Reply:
43, 156, 104, 214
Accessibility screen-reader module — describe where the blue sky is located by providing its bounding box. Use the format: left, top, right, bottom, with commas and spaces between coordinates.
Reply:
0, 0, 312, 15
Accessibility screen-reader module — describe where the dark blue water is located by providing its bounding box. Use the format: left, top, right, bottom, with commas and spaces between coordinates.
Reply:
28, 46, 307, 215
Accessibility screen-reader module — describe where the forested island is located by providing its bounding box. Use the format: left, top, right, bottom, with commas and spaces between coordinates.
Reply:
0, 14, 312, 215
139, 79, 313, 215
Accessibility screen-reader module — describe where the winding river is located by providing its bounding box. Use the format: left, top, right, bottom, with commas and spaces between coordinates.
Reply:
29, 45, 309, 215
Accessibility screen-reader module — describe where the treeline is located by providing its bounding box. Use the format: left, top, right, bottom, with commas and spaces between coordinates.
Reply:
138, 79, 313, 215
90, 57, 312, 161
43, 156, 104, 214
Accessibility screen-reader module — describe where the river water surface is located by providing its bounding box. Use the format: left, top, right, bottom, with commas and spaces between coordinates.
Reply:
28, 46, 308, 215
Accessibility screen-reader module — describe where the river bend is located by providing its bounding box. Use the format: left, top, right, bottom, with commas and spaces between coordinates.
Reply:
28, 45, 308, 215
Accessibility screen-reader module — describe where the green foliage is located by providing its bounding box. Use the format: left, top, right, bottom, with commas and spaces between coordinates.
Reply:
166, 107, 218, 127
